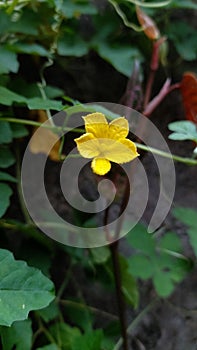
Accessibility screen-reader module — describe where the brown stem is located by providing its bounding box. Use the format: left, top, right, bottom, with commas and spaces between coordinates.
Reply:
110, 241, 129, 350
143, 37, 166, 110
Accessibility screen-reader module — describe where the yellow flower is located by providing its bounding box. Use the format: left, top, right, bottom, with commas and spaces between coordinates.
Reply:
74, 112, 139, 176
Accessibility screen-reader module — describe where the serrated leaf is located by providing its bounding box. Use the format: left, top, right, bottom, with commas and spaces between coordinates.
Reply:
0, 171, 17, 182
0, 147, 15, 168
0, 45, 19, 74
0, 183, 13, 217
0, 248, 55, 326
0, 121, 13, 143
0, 319, 32, 350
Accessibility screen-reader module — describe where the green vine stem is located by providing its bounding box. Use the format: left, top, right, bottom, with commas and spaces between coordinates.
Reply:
1, 117, 196, 165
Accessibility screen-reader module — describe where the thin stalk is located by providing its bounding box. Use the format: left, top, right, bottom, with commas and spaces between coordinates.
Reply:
59, 299, 118, 321
135, 142, 197, 165
113, 298, 159, 350
0, 117, 84, 133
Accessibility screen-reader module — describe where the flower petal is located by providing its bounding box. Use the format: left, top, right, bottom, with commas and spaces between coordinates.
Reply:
99, 138, 139, 163
83, 113, 108, 138
91, 157, 111, 175
109, 117, 129, 139
74, 133, 100, 158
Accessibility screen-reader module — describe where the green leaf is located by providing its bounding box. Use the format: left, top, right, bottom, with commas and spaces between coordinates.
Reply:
71, 329, 104, 350
0, 9, 39, 35
174, 207, 197, 256
60, 0, 98, 18
0, 183, 12, 217
95, 43, 142, 77
168, 22, 197, 61
0, 146, 15, 168
90, 246, 110, 264
10, 123, 29, 138
170, 0, 197, 10
0, 171, 17, 182
121, 269, 139, 308
0, 45, 19, 74
45, 86, 64, 99
0, 86, 63, 110
0, 319, 32, 350
126, 223, 155, 254
26, 97, 63, 111
168, 121, 197, 142
0, 121, 13, 143
63, 299, 93, 332
174, 207, 197, 228
9, 43, 49, 57
0, 248, 55, 326
127, 223, 191, 296
49, 323, 81, 348
159, 232, 182, 253
38, 301, 59, 322
0, 86, 25, 106
128, 254, 154, 279
153, 272, 174, 297
37, 345, 59, 350
57, 32, 89, 57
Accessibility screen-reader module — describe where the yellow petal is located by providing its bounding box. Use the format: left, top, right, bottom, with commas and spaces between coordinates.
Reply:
109, 117, 129, 140
74, 133, 100, 158
83, 112, 108, 138
99, 138, 139, 164
91, 157, 111, 176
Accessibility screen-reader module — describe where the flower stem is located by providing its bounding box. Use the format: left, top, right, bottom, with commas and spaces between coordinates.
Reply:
135, 142, 197, 165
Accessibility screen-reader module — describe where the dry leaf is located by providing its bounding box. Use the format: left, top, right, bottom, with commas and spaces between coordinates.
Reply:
29, 110, 62, 161
181, 72, 197, 124
136, 6, 160, 40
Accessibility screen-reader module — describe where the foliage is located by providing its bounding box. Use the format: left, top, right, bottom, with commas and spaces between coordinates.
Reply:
0, 0, 196, 349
